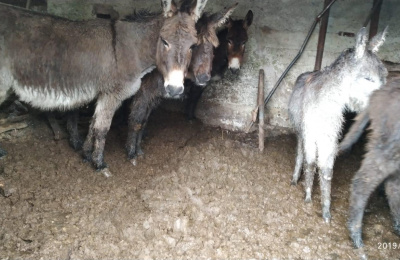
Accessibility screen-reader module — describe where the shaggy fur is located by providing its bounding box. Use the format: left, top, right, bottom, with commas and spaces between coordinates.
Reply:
0, 0, 208, 173
185, 9, 253, 120
339, 76, 400, 248
125, 5, 238, 165
288, 27, 388, 222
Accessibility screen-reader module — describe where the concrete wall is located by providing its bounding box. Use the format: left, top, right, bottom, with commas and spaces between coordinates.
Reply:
47, 0, 400, 132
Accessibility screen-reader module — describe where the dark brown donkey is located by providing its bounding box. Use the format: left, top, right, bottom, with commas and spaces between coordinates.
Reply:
125, 4, 238, 165
185, 10, 253, 120
0, 0, 209, 175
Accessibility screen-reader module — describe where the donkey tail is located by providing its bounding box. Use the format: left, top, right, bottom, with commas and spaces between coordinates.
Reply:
339, 109, 370, 153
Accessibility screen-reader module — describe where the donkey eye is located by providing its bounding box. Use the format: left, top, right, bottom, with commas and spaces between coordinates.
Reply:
228, 40, 233, 46
161, 38, 169, 48
365, 77, 374, 82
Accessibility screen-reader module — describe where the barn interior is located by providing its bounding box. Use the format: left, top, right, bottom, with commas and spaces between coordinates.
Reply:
0, 0, 399, 259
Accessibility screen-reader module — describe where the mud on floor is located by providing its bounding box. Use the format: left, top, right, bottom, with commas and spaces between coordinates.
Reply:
0, 109, 399, 259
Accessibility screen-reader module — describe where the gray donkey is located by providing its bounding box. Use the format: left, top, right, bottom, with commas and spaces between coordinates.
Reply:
289, 27, 388, 222
0, 0, 209, 175
339, 76, 400, 248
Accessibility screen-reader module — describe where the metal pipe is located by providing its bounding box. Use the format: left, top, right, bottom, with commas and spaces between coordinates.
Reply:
368, 0, 383, 39
264, 0, 337, 106
314, 0, 331, 71
363, 0, 383, 28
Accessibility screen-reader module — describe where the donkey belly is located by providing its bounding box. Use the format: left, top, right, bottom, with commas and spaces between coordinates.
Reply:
3, 65, 98, 110
12, 83, 98, 111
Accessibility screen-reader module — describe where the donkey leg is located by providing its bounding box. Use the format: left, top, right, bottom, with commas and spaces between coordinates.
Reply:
136, 109, 152, 156
186, 84, 204, 120
0, 89, 12, 158
384, 172, 400, 236
82, 120, 95, 162
303, 139, 317, 203
348, 154, 395, 248
0, 146, 6, 158
317, 141, 337, 223
66, 110, 83, 151
126, 98, 150, 162
291, 136, 304, 185
88, 95, 122, 171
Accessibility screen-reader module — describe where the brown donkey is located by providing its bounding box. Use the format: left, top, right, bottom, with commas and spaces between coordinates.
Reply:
125, 4, 238, 165
0, 0, 209, 175
186, 9, 253, 119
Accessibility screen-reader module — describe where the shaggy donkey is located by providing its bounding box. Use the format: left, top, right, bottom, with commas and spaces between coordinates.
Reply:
125, 4, 238, 165
289, 27, 388, 222
186, 10, 253, 120
339, 76, 400, 248
0, 0, 209, 174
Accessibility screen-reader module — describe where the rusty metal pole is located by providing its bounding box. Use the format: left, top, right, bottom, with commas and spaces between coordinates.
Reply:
314, 0, 331, 71
368, 0, 383, 39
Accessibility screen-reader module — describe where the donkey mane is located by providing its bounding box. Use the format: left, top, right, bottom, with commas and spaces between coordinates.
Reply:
196, 12, 219, 47
122, 9, 162, 22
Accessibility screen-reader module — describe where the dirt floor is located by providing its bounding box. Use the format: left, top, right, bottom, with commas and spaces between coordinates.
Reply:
1, 107, 399, 259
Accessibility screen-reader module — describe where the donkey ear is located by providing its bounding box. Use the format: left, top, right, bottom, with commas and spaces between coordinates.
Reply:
368, 26, 388, 53
191, 0, 209, 22
243, 10, 253, 29
211, 3, 238, 29
355, 27, 368, 59
161, 0, 177, 18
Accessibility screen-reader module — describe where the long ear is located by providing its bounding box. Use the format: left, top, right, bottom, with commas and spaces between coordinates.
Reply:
210, 3, 238, 29
368, 26, 388, 53
355, 27, 368, 59
191, 0, 209, 22
243, 10, 253, 29
161, 0, 177, 18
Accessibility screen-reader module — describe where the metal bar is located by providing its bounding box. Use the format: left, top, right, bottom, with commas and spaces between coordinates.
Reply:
363, 0, 383, 28
314, 0, 331, 71
26, 0, 31, 9
264, 0, 337, 106
368, 0, 383, 39
258, 69, 265, 152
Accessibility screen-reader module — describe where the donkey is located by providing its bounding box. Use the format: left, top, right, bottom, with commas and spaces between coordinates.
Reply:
0, 0, 209, 174
339, 76, 400, 248
288, 27, 388, 222
185, 10, 253, 120
125, 4, 238, 165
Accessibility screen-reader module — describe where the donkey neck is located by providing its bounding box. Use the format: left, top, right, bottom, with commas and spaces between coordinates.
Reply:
115, 16, 164, 79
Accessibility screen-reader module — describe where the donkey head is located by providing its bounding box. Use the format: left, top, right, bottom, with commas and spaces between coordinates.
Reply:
226, 10, 253, 73
188, 3, 238, 86
348, 26, 388, 110
156, 0, 208, 98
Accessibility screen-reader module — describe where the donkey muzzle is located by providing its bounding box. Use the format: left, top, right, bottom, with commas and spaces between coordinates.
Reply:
229, 68, 240, 74
196, 73, 211, 86
166, 85, 184, 97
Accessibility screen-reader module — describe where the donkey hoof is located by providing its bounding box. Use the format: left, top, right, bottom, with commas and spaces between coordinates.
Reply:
290, 179, 298, 186
0, 149, 7, 159
69, 138, 83, 151
323, 215, 331, 223
137, 149, 144, 156
393, 220, 400, 236
350, 231, 364, 249
130, 157, 137, 166
99, 168, 112, 178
